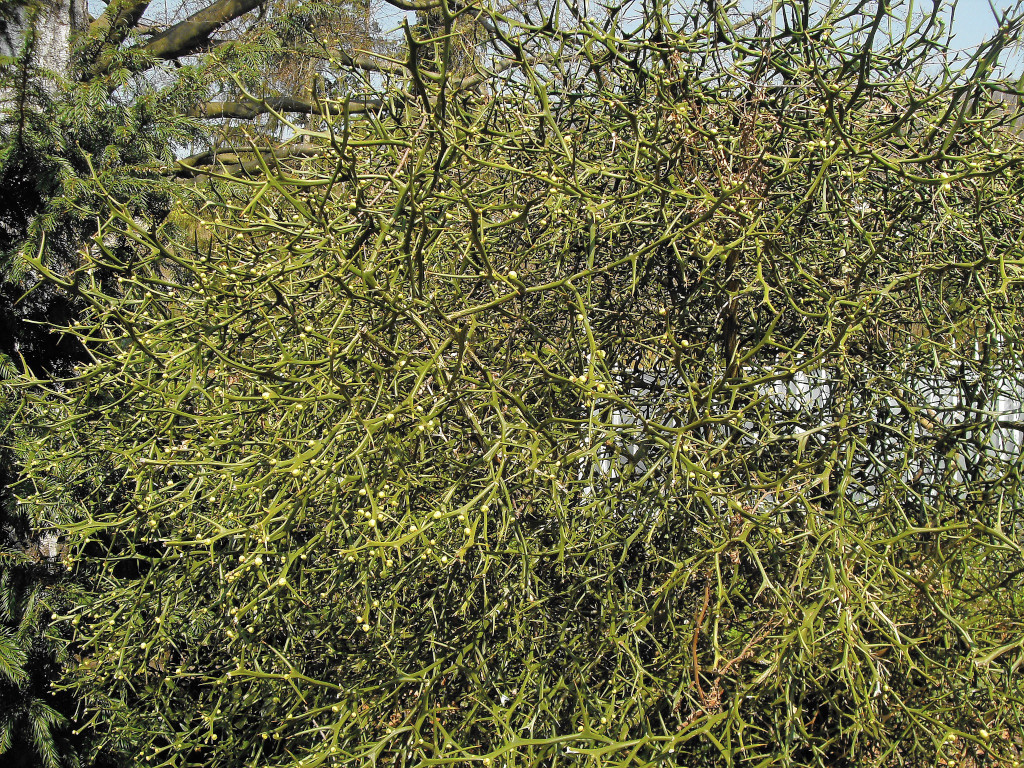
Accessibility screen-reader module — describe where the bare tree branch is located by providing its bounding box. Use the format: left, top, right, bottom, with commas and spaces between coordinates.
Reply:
329, 49, 407, 77
455, 54, 544, 92
138, 0, 262, 61
84, 0, 263, 75
171, 141, 333, 177
377, 0, 442, 9
84, 0, 153, 57
186, 96, 384, 119
85, 0, 440, 77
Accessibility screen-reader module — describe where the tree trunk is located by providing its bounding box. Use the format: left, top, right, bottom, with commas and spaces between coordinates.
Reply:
1, 0, 87, 96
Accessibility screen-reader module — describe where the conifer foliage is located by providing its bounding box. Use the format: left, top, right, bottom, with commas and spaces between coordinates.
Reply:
16, 0, 1024, 766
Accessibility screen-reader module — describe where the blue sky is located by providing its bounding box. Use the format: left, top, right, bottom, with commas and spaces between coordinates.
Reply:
948, 0, 1018, 48
372, 0, 1024, 72
92, 0, 1024, 76
944, 0, 1024, 72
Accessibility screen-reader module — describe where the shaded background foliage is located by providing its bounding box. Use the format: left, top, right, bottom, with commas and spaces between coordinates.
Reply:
1, 0, 399, 761
9, 0, 1024, 766
0, 350, 85, 768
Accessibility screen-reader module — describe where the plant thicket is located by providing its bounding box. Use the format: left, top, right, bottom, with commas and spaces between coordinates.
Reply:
0, 347, 87, 768
17, 0, 1024, 766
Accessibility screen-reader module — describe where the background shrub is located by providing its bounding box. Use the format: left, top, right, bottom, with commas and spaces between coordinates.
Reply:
18, 1, 1024, 765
